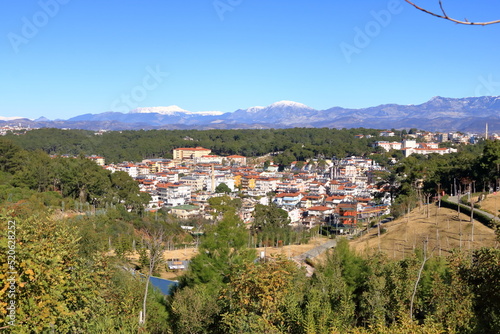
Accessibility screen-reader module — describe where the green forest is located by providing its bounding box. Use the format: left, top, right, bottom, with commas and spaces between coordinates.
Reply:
1, 129, 499, 333
4, 127, 407, 163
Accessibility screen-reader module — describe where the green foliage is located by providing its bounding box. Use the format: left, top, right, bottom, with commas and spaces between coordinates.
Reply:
0, 138, 22, 174
215, 182, 231, 194
207, 195, 242, 217
180, 213, 256, 287
5, 127, 399, 163
335, 239, 369, 293
170, 284, 220, 334
476, 139, 500, 190
360, 255, 390, 328
423, 253, 475, 333
459, 248, 500, 333
307, 245, 356, 331
3, 128, 500, 333
251, 202, 291, 247
218, 257, 305, 334
0, 210, 145, 332
1, 145, 148, 210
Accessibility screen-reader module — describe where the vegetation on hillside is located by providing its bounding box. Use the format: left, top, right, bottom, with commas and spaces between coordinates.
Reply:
1, 132, 500, 333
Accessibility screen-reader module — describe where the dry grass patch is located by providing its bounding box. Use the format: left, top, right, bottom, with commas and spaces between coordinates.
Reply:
125, 237, 327, 280
475, 192, 500, 216
350, 204, 498, 260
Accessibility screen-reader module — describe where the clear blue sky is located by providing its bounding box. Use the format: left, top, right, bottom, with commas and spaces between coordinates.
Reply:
1, 0, 500, 119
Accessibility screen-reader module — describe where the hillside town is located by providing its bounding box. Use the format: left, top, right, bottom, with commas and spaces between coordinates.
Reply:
372, 130, 482, 156
40, 129, 486, 236
104, 147, 390, 235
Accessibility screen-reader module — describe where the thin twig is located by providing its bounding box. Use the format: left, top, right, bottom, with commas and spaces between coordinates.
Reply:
405, 0, 500, 26
438, 1, 447, 18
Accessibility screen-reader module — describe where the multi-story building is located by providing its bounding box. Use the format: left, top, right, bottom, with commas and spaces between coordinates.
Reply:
205, 176, 235, 193
142, 159, 175, 173
120, 164, 139, 178
194, 155, 224, 164
156, 172, 179, 184
87, 155, 105, 166
274, 192, 303, 209
173, 147, 211, 161
156, 183, 191, 207
402, 147, 457, 157
179, 176, 205, 192
375, 141, 402, 151
379, 131, 395, 137
170, 205, 201, 219
308, 181, 327, 195
276, 180, 306, 193
225, 155, 247, 166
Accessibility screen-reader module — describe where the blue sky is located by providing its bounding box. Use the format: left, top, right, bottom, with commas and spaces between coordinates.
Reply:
1, 0, 500, 119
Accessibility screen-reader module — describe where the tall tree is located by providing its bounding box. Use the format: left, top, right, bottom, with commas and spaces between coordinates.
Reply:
218, 257, 305, 333
180, 213, 255, 288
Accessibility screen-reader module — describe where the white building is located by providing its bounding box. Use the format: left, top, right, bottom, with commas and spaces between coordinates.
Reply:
402, 139, 417, 149
194, 155, 224, 164
402, 147, 457, 157
205, 176, 235, 193
375, 141, 402, 151
380, 131, 395, 137
157, 183, 191, 207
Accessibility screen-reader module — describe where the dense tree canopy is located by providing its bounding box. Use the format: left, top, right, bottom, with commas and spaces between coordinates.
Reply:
4, 127, 405, 163
0, 139, 149, 210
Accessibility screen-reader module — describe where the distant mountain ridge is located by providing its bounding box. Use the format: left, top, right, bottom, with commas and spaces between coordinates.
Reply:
2, 96, 500, 132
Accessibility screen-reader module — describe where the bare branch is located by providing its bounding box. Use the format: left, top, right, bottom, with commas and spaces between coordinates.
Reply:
438, 1, 447, 18
140, 227, 167, 327
405, 0, 500, 26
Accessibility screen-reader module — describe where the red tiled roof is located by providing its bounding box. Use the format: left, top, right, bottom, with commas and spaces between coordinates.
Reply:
275, 192, 301, 198
174, 147, 210, 151
307, 206, 331, 211
157, 183, 186, 188
327, 195, 345, 201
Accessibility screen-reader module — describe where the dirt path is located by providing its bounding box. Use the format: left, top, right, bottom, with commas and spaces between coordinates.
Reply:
126, 237, 329, 280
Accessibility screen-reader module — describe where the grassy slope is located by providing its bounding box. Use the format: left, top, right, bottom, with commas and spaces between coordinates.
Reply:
350, 202, 498, 260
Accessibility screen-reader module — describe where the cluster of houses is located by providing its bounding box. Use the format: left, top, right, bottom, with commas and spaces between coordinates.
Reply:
374, 139, 458, 157
369, 130, 486, 157
369, 130, 485, 157
371, 130, 483, 143
0, 124, 35, 136
99, 147, 392, 234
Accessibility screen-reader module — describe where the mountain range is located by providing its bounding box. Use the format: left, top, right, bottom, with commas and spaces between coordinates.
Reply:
2, 96, 500, 132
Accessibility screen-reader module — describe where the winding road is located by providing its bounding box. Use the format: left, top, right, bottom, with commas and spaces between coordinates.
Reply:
294, 239, 338, 262
447, 195, 500, 224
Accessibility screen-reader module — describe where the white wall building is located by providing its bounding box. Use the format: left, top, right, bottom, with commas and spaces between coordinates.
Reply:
157, 183, 191, 207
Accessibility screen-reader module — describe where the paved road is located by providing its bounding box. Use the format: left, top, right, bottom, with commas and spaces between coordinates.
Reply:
294, 239, 337, 262
446, 195, 500, 223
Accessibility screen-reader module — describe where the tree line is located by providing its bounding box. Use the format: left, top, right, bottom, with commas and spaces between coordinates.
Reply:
0, 138, 150, 211
4, 127, 406, 163
388, 140, 500, 218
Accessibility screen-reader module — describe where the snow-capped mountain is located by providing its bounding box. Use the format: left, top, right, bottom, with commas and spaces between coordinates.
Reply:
129, 106, 189, 114
225, 100, 317, 125
129, 106, 224, 116
4, 96, 500, 131
0, 116, 27, 121
269, 100, 314, 109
